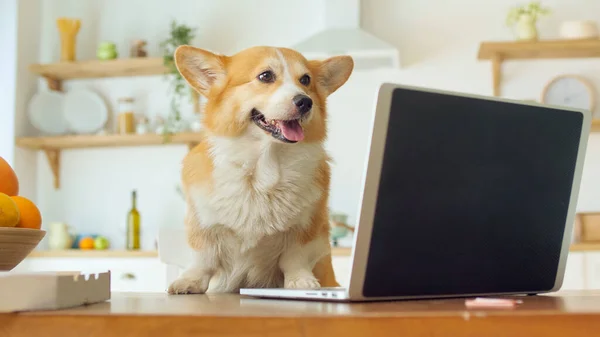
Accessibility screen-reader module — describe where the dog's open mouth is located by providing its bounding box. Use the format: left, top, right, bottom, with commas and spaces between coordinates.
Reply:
251, 109, 304, 143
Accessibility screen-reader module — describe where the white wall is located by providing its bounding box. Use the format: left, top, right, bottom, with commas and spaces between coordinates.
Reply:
32, 0, 327, 250
316, 0, 600, 224
0, 0, 17, 165
21, 0, 600, 249
13, 0, 41, 202
359, 0, 600, 213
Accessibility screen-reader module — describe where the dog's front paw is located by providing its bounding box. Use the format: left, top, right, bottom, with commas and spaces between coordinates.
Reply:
285, 276, 321, 289
168, 276, 210, 295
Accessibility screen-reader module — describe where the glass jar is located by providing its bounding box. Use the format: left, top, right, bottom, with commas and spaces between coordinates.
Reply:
117, 97, 135, 134
136, 116, 150, 135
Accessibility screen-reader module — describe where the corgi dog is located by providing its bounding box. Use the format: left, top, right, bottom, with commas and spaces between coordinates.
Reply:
167, 45, 354, 294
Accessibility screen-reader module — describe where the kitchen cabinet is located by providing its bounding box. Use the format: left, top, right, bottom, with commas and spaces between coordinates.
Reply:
562, 252, 585, 290
12, 251, 597, 293
13, 255, 353, 292
13, 257, 168, 292
585, 252, 600, 290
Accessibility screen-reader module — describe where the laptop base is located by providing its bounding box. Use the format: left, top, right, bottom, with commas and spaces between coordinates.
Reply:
240, 287, 350, 302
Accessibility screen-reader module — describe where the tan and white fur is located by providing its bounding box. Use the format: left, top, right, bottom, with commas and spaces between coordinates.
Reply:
168, 45, 354, 294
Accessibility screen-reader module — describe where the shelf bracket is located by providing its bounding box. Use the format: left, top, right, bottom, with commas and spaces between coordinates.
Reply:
491, 53, 503, 97
44, 149, 61, 189
46, 77, 63, 92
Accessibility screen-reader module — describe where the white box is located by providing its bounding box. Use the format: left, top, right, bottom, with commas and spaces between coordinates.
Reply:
0, 271, 111, 312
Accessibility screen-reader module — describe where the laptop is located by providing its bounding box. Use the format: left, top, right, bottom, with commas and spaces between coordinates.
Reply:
240, 83, 591, 302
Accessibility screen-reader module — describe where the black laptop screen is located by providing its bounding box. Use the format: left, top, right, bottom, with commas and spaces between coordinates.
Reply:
363, 87, 584, 298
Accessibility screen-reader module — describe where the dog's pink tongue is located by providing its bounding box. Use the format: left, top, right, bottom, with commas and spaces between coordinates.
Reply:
279, 120, 304, 142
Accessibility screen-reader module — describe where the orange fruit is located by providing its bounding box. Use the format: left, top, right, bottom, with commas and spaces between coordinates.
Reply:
0, 157, 19, 196
0, 193, 20, 227
79, 237, 95, 250
10, 196, 42, 230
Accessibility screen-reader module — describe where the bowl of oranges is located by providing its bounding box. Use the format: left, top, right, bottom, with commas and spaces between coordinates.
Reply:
0, 156, 45, 271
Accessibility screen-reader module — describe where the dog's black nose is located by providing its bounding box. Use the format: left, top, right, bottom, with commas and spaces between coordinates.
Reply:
293, 95, 313, 115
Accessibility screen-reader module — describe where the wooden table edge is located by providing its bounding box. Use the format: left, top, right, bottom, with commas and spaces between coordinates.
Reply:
3, 312, 600, 337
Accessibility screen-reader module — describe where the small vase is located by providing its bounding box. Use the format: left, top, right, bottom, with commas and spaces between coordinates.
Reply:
515, 14, 538, 41
97, 41, 118, 60
48, 222, 73, 250
57, 18, 81, 62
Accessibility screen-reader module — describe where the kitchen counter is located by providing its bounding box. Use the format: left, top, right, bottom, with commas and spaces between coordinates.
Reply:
24, 243, 600, 259
25, 246, 355, 258
2, 291, 600, 336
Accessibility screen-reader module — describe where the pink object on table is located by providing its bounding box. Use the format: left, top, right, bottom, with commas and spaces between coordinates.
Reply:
465, 297, 523, 308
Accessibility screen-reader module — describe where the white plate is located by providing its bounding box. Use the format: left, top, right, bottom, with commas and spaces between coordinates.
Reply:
63, 89, 108, 134
28, 91, 68, 135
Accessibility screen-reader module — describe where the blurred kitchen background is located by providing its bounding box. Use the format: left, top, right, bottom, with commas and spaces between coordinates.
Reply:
2, 0, 600, 292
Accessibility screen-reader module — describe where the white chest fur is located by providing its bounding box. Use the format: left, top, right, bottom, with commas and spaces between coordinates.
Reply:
188, 136, 325, 249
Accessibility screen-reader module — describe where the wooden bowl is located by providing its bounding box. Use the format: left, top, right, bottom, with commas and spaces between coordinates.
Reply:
0, 227, 46, 271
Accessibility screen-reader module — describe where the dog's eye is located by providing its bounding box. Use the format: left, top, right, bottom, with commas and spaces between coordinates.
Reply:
299, 74, 311, 86
258, 70, 275, 83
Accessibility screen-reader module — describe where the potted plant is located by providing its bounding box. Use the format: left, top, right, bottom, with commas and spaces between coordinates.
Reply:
159, 20, 197, 139
506, 1, 551, 41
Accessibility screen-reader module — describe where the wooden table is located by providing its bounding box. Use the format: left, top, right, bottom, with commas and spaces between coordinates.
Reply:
1, 291, 600, 337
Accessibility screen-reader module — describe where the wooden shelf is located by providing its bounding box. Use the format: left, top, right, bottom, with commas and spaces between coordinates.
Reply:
477, 39, 600, 97
478, 39, 600, 61
27, 57, 200, 111
29, 57, 168, 81
16, 132, 202, 150
16, 133, 202, 189
28, 249, 159, 258
331, 247, 351, 256
570, 242, 600, 252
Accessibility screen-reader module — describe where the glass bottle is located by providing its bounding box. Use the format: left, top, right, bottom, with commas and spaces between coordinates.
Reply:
126, 190, 141, 250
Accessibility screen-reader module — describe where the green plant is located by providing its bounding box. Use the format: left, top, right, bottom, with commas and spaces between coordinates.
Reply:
506, 1, 551, 27
159, 20, 197, 138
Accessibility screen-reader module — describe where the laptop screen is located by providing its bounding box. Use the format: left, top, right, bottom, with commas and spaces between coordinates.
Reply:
363, 87, 584, 297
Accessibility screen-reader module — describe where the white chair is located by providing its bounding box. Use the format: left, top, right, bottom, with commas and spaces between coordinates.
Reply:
157, 226, 194, 287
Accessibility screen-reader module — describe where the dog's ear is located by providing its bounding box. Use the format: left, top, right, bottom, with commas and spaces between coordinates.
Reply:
310, 55, 354, 96
174, 45, 227, 97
